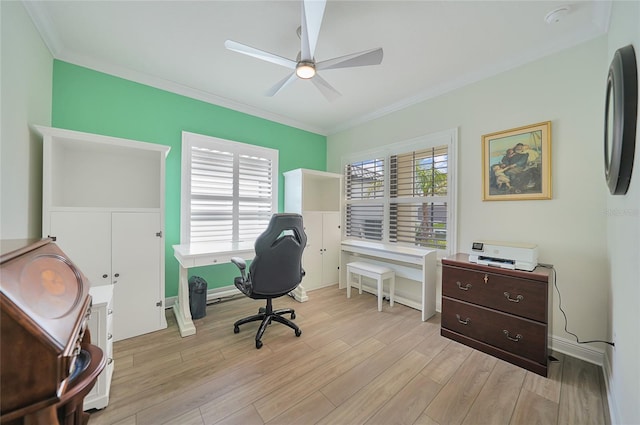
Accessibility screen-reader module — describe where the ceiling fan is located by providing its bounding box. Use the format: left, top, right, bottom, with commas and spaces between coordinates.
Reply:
224, 0, 383, 101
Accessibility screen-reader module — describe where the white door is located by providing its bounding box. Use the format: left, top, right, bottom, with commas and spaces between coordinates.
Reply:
301, 212, 323, 290
50, 211, 112, 287
322, 212, 341, 286
111, 212, 164, 341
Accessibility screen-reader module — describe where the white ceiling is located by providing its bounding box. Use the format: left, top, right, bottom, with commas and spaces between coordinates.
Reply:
24, 1, 611, 135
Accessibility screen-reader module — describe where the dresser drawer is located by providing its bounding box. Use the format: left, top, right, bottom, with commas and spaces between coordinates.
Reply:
442, 265, 547, 322
441, 297, 547, 364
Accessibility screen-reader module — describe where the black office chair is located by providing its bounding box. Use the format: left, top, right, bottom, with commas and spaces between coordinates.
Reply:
231, 213, 307, 349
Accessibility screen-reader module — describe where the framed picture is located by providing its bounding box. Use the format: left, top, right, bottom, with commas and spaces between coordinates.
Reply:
482, 121, 552, 201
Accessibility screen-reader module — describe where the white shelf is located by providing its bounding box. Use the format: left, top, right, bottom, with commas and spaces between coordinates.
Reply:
36, 125, 169, 210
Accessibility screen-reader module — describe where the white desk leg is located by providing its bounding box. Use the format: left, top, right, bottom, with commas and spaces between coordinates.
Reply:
291, 284, 309, 302
173, 264, 196, 337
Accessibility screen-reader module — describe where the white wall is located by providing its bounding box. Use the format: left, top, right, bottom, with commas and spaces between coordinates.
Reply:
604, 2, 640, 424
0, 1, 52, 240
328, 38, 612, 356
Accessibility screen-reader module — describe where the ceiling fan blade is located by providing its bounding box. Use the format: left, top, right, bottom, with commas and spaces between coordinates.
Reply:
300, 0, 326, 61
266, 72, 298, 97
316, 47, 383, 71
312, 74, 341, 102
225, 40, 296, 69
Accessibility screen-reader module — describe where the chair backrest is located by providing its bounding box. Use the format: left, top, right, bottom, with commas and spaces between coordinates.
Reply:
248, 213, 307, 297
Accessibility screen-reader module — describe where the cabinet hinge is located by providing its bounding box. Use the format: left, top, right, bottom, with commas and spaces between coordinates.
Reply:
156, 301, 163, 307
156, 231, 163, 238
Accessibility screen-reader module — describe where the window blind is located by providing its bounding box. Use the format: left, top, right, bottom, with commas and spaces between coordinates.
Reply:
344, 159, 385, 240
184, 135, 277, 244
343, 136, 453, 252
389, 145, 449, 249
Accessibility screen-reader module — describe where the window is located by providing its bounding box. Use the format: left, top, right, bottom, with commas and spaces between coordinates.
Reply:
181, 132, 278, 244
343, 129, 457, 255
345, 158, 385, 241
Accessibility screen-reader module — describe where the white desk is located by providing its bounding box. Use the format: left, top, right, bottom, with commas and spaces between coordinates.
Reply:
340, 239, 437, 321
172, 241, 255, 337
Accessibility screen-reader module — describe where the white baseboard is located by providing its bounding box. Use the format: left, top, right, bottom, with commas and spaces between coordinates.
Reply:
548, 335, 605, 366
165, 285, 241, 309
602, 350, 620, 425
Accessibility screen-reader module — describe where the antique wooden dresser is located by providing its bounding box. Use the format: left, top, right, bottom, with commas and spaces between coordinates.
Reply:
441, 253, 551, 376
0, 238, 105, 425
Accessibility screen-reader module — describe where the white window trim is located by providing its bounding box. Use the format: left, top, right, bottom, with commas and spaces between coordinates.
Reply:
341, 128, 458, 257
180, 131, 278, 244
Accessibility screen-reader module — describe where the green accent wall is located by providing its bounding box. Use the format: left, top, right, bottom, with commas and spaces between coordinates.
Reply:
51, 60, 326, 297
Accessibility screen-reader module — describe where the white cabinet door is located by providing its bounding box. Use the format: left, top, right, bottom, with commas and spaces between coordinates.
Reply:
301, 212, 341, 291
321, 212, 341, 286
111, 212, 164, 341
301, 212, 323, 290
50, 212, 112, 287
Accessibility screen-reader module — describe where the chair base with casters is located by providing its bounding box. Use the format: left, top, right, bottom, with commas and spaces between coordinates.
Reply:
233, 298, 302, 349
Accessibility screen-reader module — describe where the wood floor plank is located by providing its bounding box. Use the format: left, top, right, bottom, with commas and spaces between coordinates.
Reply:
510, 389, 558, 425
364, 373, 442, 425
413, 331, 450, 361
87, 286, 609, 425
320, 327, 435, 407
212, 405, 265, 425
461, 359, 526, 425
413, 411, 442, 425
424, 350, 497, 425
558, 355, 606, 425
419, 339, 473, 385
161, 408, 204, 425
253, 337, 386, 423
315, 350, 432, 425
522, 351, 564, 403
109, 416, 136, 425
265, 391, 335, 425
197, 339, 351, 425
136, 341, 316, 425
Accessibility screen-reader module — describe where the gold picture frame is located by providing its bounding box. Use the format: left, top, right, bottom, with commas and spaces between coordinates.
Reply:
482, 121, 552, 201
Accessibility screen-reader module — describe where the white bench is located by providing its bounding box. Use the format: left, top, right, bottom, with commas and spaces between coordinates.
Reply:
346, 261, 395, 312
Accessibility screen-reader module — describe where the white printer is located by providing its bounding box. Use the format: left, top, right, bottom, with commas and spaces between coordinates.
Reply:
469, 240, 538, 271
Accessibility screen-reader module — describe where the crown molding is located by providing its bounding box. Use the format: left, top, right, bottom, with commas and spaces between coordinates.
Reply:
21, 1, 328, 136
22, 0, 612, 138
330, 26, 608, 135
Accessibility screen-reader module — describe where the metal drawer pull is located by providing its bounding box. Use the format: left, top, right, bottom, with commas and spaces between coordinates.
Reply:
503, 330, 523, 342
456, 314, 470, 325
456, 281, 472, 291
503, 292, 524, 303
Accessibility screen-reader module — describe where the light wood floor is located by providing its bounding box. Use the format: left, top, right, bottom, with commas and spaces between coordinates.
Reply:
88, 285, 610, 425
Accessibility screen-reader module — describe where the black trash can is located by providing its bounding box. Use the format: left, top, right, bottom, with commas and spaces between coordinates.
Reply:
188, 276, 208, 319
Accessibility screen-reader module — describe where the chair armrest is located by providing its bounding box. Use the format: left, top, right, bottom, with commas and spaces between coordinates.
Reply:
231, 257, 247, 280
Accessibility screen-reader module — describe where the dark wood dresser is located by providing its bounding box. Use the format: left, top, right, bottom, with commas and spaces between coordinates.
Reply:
441, 253, 551, 376
1, 238, 105, 425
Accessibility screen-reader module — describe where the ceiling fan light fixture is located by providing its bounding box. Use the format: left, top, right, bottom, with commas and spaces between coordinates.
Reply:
296, 61, 316, 79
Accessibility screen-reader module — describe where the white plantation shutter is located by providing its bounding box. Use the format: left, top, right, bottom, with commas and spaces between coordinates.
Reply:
238, 153, 274, 241
389, 146, 449, 249
181, 132, 278, 244
344, 159, 385, 241
342, 129, 457, 255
